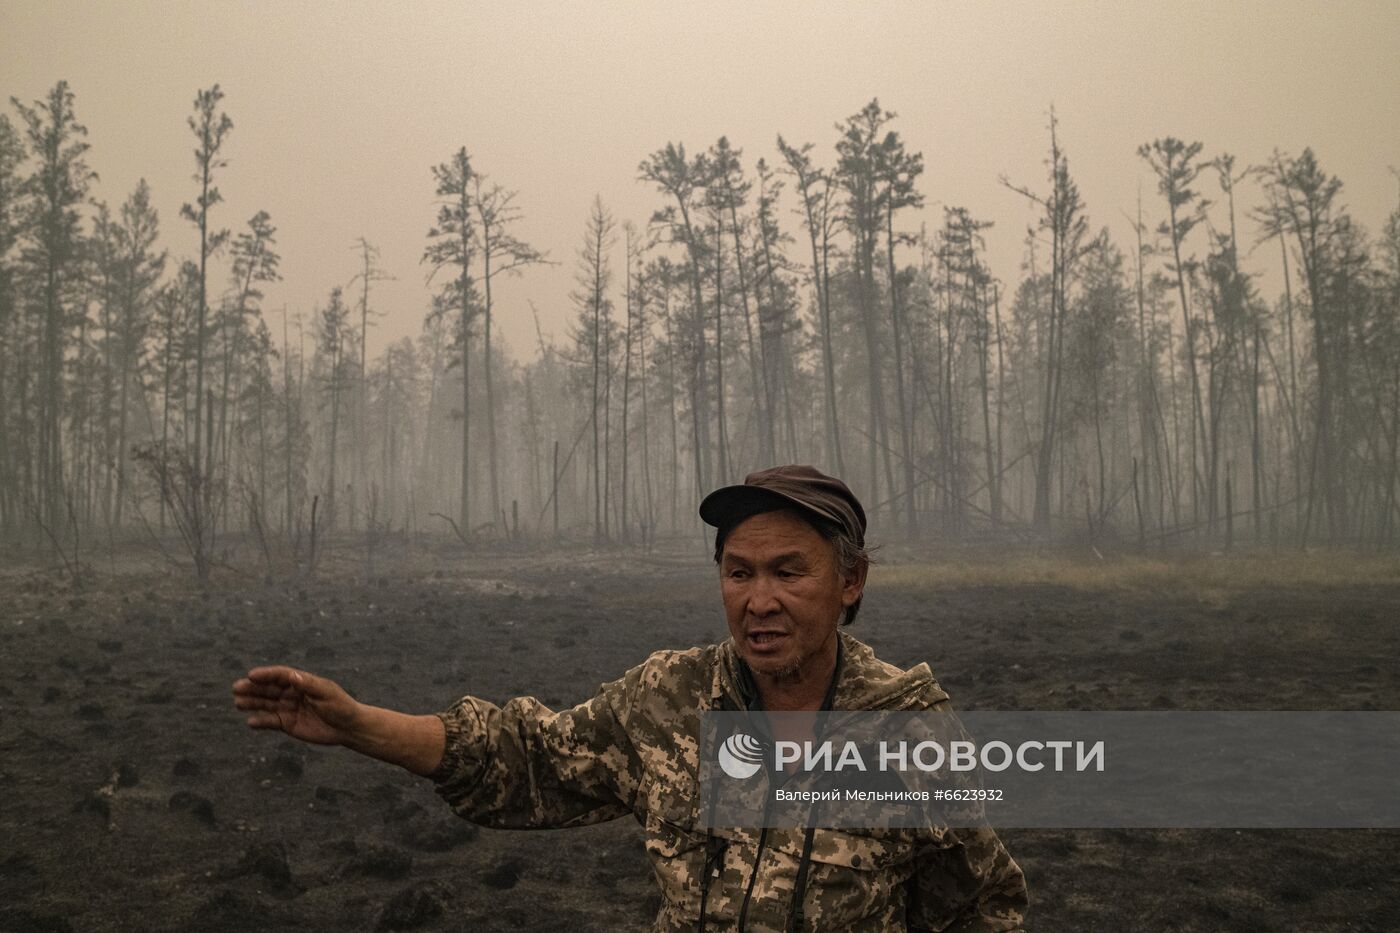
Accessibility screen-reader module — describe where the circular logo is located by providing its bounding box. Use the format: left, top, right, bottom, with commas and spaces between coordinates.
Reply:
718, 732, 765, 780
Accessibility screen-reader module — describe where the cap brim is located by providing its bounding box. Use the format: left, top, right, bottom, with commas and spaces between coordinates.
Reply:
698, 484, 845, 532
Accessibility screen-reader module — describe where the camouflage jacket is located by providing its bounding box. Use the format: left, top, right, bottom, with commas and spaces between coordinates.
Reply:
429, 630, 1028, 931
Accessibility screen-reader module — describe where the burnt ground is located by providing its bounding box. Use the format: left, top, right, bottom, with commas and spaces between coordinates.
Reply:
2, 541, 1399, 932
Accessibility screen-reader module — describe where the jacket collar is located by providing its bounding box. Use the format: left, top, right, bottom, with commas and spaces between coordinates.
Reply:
711, 630, 941, 712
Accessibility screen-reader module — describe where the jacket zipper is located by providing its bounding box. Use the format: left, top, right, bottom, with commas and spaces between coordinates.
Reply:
736, 775, 779, 931
731, 642, 844, 931
736, 825, 768, 930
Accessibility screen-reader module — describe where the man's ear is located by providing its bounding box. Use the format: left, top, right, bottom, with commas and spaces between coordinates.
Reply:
841, 559, 868, 607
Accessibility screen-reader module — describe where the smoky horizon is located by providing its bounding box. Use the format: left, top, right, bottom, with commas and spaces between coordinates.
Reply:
2, 2, 1398, 546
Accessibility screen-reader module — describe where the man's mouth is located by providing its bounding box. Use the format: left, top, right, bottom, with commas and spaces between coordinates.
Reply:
746, 631, 789, 652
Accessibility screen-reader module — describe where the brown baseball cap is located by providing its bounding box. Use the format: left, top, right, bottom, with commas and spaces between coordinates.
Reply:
699, 464, 867, 546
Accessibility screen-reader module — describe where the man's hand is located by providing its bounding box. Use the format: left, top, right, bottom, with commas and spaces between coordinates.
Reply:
232, 666, 362, 746
231, 665, 447, 777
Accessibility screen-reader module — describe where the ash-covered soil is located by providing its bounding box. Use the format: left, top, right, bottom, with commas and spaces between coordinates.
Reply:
2, 543, 1398, 932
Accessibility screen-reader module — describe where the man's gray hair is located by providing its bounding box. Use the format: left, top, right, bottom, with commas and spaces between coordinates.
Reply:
828, 527, 873, 626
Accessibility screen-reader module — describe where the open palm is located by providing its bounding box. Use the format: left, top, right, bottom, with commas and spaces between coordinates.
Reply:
232, 666, 360, 746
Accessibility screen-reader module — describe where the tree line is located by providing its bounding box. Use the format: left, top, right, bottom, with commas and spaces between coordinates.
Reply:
2, 82, 1398, 576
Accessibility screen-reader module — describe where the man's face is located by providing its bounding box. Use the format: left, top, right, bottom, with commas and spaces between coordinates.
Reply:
719, 509, 866, 681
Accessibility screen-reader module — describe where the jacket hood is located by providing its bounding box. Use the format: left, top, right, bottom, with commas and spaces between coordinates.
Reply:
711, 630, 947, 713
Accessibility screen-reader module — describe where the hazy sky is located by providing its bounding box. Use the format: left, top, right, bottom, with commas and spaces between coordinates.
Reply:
3, 1, 1398, 361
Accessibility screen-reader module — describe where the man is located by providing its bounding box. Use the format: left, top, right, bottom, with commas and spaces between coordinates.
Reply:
232, 465, 1028, 931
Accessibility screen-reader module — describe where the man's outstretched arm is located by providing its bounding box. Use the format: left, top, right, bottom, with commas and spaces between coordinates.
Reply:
232, 662, 641, 829
231, 665, 446, 777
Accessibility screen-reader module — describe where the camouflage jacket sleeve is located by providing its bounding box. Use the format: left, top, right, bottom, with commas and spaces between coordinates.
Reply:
426, 663, 645, 829
905, 825, 1028, 932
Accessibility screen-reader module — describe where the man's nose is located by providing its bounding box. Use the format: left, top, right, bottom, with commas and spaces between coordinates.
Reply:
746, 574, 782, 617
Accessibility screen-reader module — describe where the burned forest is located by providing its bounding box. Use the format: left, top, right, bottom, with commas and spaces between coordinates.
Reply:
3, 6, 1400, 931
1, 87, 1398, 563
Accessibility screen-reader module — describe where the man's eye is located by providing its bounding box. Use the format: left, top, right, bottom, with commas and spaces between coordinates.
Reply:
727, 569, 749, 580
